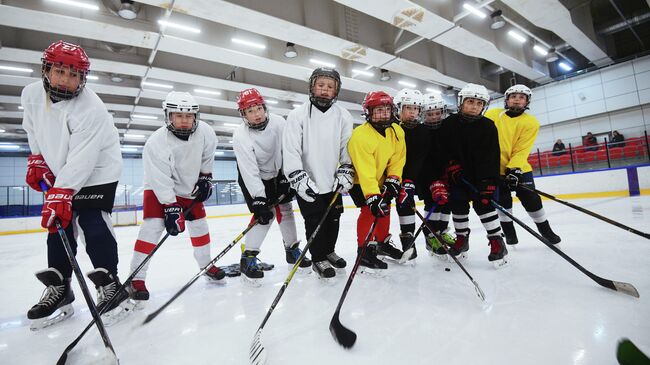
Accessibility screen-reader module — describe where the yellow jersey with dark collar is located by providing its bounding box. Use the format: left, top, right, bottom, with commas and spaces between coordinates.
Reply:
485, 108, 538, 175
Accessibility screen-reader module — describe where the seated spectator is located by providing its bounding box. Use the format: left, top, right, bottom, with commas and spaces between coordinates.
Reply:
552, 139, 566, 156
609, 130, 625, 147
583, 132, 598, 152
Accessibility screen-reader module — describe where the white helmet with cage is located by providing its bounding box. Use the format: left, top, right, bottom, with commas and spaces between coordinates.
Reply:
162, 91, 200, 138
394, 88, 423, 128
422, 92, 447, 129
504, 84, 532, 112
457, 83, 490, 121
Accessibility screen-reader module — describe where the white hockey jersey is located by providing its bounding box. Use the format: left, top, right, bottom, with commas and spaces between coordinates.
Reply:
21, 81, 122, 194
233, 113, 285, 199
283, 103, 353, 194
143, 121, 217, 205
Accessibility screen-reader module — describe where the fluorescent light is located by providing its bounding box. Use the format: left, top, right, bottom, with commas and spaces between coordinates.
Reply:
121, 147, 138, 153
0, 129, 5, 133
265, 100, 279, 104
223, 123, 240, 127
352, 69, 374, 77
18, 106, 24, 110
131, 114, 157, 120
122, 145, 141, 149
398, 80, 417, 88
293, 104, 302, 108
0, 65, 33, 73
124, 133, 146, 139
228, 140, 233, 143
463, 3, 486, 19
533, 45, 548, 56
214, 151, 225, 156
231, 38, 266, 50
194, 89, 221, 96
47, 0, 99, 11
157, 20, 201, 34
508, 30, 527, 43
0, 144, 20, 150
141, 81, 173, 89
558, 62, 573, 71
426, 88, 442, 94
309, 58, 336, 68
86, 75, 99, 80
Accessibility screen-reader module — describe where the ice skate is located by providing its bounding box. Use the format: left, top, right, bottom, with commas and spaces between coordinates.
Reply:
376, 235, 404, 262
537, 221, 561, 245
286, 241, 312, 273
240, 250, 264, 287
501, 221, 519, 246
398, 232, 417, 264
27, 268, 75, 331
426, 233, 450, 261
359, 243, 388, 277
448, 231, 470, 261
488, 236, 509, 269
86, 268, 135, 326
312, 260, 336, 283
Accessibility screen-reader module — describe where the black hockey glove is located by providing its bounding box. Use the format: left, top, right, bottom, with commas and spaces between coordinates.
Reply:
366, 194, 390, 217
382, 175, 401, 199
163, 203, 185, 236
192, 173, 213, 202
251, 197, 274, 225
397, 179, 416, 208
505, 168, 523, 191
277, 174, 291, 198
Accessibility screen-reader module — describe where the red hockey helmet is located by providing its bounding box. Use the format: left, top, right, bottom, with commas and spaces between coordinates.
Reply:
237, 88, 269, 130
41, 41, 90, 101
362, 91, 397, 129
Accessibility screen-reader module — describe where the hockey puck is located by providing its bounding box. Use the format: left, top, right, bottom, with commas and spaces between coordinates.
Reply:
445, 268, 451, 272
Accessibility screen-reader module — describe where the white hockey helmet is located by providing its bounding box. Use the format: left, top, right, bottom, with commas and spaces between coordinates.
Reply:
163, 91, 200, 138
457, 83, 489, 121
504, 84, 532, 112
394, 88, 423, 128
422, 92, 447, 129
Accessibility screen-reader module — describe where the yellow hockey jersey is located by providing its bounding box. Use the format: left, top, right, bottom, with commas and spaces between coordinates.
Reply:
348, 123, 406, 197
485, 108, 538, 175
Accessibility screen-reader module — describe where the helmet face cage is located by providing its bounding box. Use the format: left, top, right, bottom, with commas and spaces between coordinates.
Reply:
363, 91, 397, 130
394, 89, 423, 129
163, 92, 200, 137
423, 104, 447, 129
309, 68, 341, 108
237, 88, 269, 130
457, 84, 490, 122
504, 84, 532, 112
240, 104, 269, 130
41, 41, 90, 102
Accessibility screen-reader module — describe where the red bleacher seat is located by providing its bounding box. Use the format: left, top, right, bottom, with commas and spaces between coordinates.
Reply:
559, 154, 571, 165
623, 145, 638, 158
578, 151, 596, 163
548, 155, 559, 167
609, 148, 623, 160
596, 150, 608, 161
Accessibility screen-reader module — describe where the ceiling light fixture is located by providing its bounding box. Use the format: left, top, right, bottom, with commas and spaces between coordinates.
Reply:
131, 114, 158, 120
284, 42, 298, 58
18, 106, 24, 110
490, 10, 506, 30
558, 62, 572, 71
425, 88, 442, 94
508, 30, 527, 43
118, 0, 138, 20
379, 69, 391, 82
398, 80, 417, 88
124, 133, 146, 138
463, 3, 486, 19
265, 100, 279, 105
0, 65, 33, 73
194, 89, 221, 96
352, 69, 374, 77
47, 0, 99, 11
231, 38, 266, 50
309, 58, 336, 68
86, 75, 99, 80
223, 123, 240, 127
533, 45, 549, 56
545, 48, 559, 63
141, 81, 173, 89
157, 20, 201, 34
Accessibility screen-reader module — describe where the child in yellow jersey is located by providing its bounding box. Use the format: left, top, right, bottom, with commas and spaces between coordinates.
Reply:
348, 91, 407, 273
485, 84, 561, 246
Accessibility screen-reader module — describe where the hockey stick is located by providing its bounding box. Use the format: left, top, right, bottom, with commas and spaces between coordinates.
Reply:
143, 194, 287, 325
412, 207, 486, 302
39, 183, 119, 365
518, 184, 650, 240
56, 200, 199, 365
329, 215, 379, 349
250, 189, 341, 365
462, 178, 640, 298
399, 203, 438, 264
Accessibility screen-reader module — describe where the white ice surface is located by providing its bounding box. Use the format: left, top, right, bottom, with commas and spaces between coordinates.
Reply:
0, 196, 649, 364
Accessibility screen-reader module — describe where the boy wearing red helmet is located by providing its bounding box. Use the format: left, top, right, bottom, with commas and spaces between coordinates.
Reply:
348, 91, 406, 274
233, 88, 311, 285
22, 41, 127, 329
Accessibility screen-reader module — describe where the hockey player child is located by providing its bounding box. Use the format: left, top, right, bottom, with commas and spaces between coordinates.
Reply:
485, 84, 561, 246
283, 67, 354, 279
128, 91, 224, 302
348, 91, 406, 274
23, 41, 128, 329
233, 88, 311, 285
436, 83, 508, 268
419, 93, 456, 259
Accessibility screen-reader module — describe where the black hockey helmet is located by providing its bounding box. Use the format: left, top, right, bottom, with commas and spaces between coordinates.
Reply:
309, 67, 341, 108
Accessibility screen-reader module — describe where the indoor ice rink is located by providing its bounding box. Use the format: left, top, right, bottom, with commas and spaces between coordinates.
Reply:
1, 0, 650, 364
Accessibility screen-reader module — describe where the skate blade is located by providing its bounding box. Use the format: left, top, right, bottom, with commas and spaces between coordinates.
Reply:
29, 304, 74, 331
241, 275, 263, 288
287, 265, 312, 275
102, 299, 137, 326
432, 254, 448, 262
316, 275, 337, 285
204, 276, 227, 285
132, 300, 147, 311
359, 267, 387, 278
448, 252, 468, 262
491, 257, 509, 269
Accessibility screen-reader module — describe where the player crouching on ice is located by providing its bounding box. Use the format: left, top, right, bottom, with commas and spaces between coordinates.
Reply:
348, 91, 406, 274
128, 91, 224, 303
436, 83, 508, 268
23, 41, 129, 329
233, 88, 312, 286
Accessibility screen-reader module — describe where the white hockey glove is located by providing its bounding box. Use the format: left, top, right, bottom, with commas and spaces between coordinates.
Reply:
288, 170, 320, 202
332, 164, 355, 193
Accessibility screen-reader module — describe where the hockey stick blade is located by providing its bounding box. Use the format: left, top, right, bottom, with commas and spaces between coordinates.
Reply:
612, 281, 640, 298
329, 309, 357, 349
249, 329, 267, 365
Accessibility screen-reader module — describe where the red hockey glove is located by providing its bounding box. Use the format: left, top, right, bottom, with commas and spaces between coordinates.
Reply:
41, 188, 73, 233
429, 180, 449, 205
26, 154, 55, 192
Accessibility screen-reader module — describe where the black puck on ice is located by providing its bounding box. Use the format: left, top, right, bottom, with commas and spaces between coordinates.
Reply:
445, 267, 451, 272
